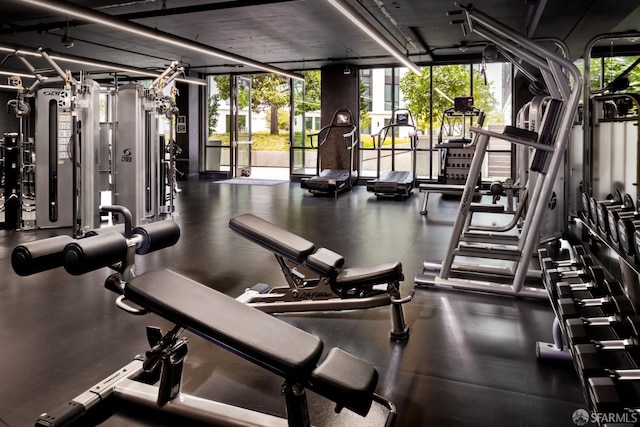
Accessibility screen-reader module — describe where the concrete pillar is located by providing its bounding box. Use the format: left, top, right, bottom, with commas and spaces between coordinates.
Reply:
320, 64, 360, 170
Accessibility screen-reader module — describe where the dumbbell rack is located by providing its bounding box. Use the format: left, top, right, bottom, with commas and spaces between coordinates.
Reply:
539, 244, 640, 425
578, 191, 640, 306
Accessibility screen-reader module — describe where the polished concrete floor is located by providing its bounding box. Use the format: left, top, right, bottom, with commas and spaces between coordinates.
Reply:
0, 179, 585, 426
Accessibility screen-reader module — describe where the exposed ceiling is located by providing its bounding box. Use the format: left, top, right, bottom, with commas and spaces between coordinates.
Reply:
0, 0, 639, 82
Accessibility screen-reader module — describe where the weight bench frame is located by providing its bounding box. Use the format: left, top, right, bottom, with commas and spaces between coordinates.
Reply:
36, 269, 397, 427
229, 213, 412, 340
13, 206, 397, 427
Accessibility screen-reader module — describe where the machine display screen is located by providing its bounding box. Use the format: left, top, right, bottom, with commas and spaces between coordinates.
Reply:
396, 113, 409, 124
454, 97, 474, 112
336, 113, 350, 125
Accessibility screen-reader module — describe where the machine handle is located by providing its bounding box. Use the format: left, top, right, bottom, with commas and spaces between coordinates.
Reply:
100, 205, 133, 238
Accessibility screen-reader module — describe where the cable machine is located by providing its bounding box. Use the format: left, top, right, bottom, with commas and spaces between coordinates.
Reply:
33, 51, 101, 234
2, 75, 31, 230
112, 61, 182, 227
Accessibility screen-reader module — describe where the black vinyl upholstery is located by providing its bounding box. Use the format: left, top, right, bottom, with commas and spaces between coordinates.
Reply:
306, 248, 345, 277
11, 235, 74, 276
63, 232, 129, 276
229, 214, 315, 263
337, 262, 403, 287
125, 269, 324, 381
310, 347, 378, 417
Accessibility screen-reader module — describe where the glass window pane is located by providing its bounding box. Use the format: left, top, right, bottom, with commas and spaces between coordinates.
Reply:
292, 70, 321, 175
206, 75, 231, 172
472, 62, 513, 181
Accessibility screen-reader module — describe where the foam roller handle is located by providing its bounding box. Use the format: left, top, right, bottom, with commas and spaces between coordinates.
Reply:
63, 232, 128, 275
83, 223, 126, 238
133, 221, 181, 255
12, 235, 74, 276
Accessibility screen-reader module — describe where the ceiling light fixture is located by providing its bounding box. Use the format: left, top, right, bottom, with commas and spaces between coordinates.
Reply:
326, 0, 421, 75
0, 70, 37, 79
50, 54, 207, 86
17, 0, 304, 81
0, 43, 205, 86
0, 46, 41, 57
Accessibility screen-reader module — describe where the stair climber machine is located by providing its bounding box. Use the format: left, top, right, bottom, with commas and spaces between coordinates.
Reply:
415, 3, 582, 298
301, 109, 359, 197
113, 61, 182, 227
366, 108, 418, 198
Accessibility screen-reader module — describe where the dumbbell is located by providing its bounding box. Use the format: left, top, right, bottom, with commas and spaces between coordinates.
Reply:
565, 314, 633, 345
617, 217, 640, 259
606, 195, 638, 242
565, 284, 637, 344
558, 279, 635, 321
544, 254, 596, 284
539, 245, 587, 269
598, 193, 635, 237
589, 190, 623, 229
634, 229, 640, 263
582, 192, 591, 220
588, 375, 640, 417
548, 261, 601, 300
555, 266, 610, 299
573, 316, 640, 380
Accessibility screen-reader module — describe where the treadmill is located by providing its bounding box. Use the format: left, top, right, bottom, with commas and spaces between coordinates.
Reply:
366, 109, 418, 198
300, 109, 358, 197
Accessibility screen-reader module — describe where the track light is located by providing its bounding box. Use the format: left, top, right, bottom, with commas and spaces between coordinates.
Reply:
49, 54, 206, 86
0, 43, 206, 86
326, 0, 421, 75
17, 0, 303, 81
0, 70, 37, 79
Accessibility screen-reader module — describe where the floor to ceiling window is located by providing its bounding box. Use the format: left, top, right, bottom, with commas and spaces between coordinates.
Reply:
361, 61, 512, 183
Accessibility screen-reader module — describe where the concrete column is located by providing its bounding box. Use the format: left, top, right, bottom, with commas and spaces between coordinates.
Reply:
320, 64, 360, 170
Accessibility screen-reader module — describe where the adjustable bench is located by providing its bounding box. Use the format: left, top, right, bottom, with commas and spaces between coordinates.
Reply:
125, 270, 386, 418
230, 213, 412, 340
12, 206, 397, 427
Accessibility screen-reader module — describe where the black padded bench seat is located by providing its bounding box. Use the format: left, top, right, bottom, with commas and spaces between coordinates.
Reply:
230, 214, 345, 277
229, 214, 315, 263
125, 269, 323, 380
337, 262, 403, 287
311, 347, 378, 416
125, 269, 379, 416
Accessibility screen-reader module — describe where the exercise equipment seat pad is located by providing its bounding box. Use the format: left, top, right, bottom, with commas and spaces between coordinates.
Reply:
229, 214, 315, 263
337, 262, 403, 287
306, 248, 345, 277
125, 269, 323, 381
310, 347, 378, 417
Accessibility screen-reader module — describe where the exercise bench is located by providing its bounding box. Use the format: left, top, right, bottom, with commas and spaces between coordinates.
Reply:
12, 207, 397, 427
230, 213, 413, 340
